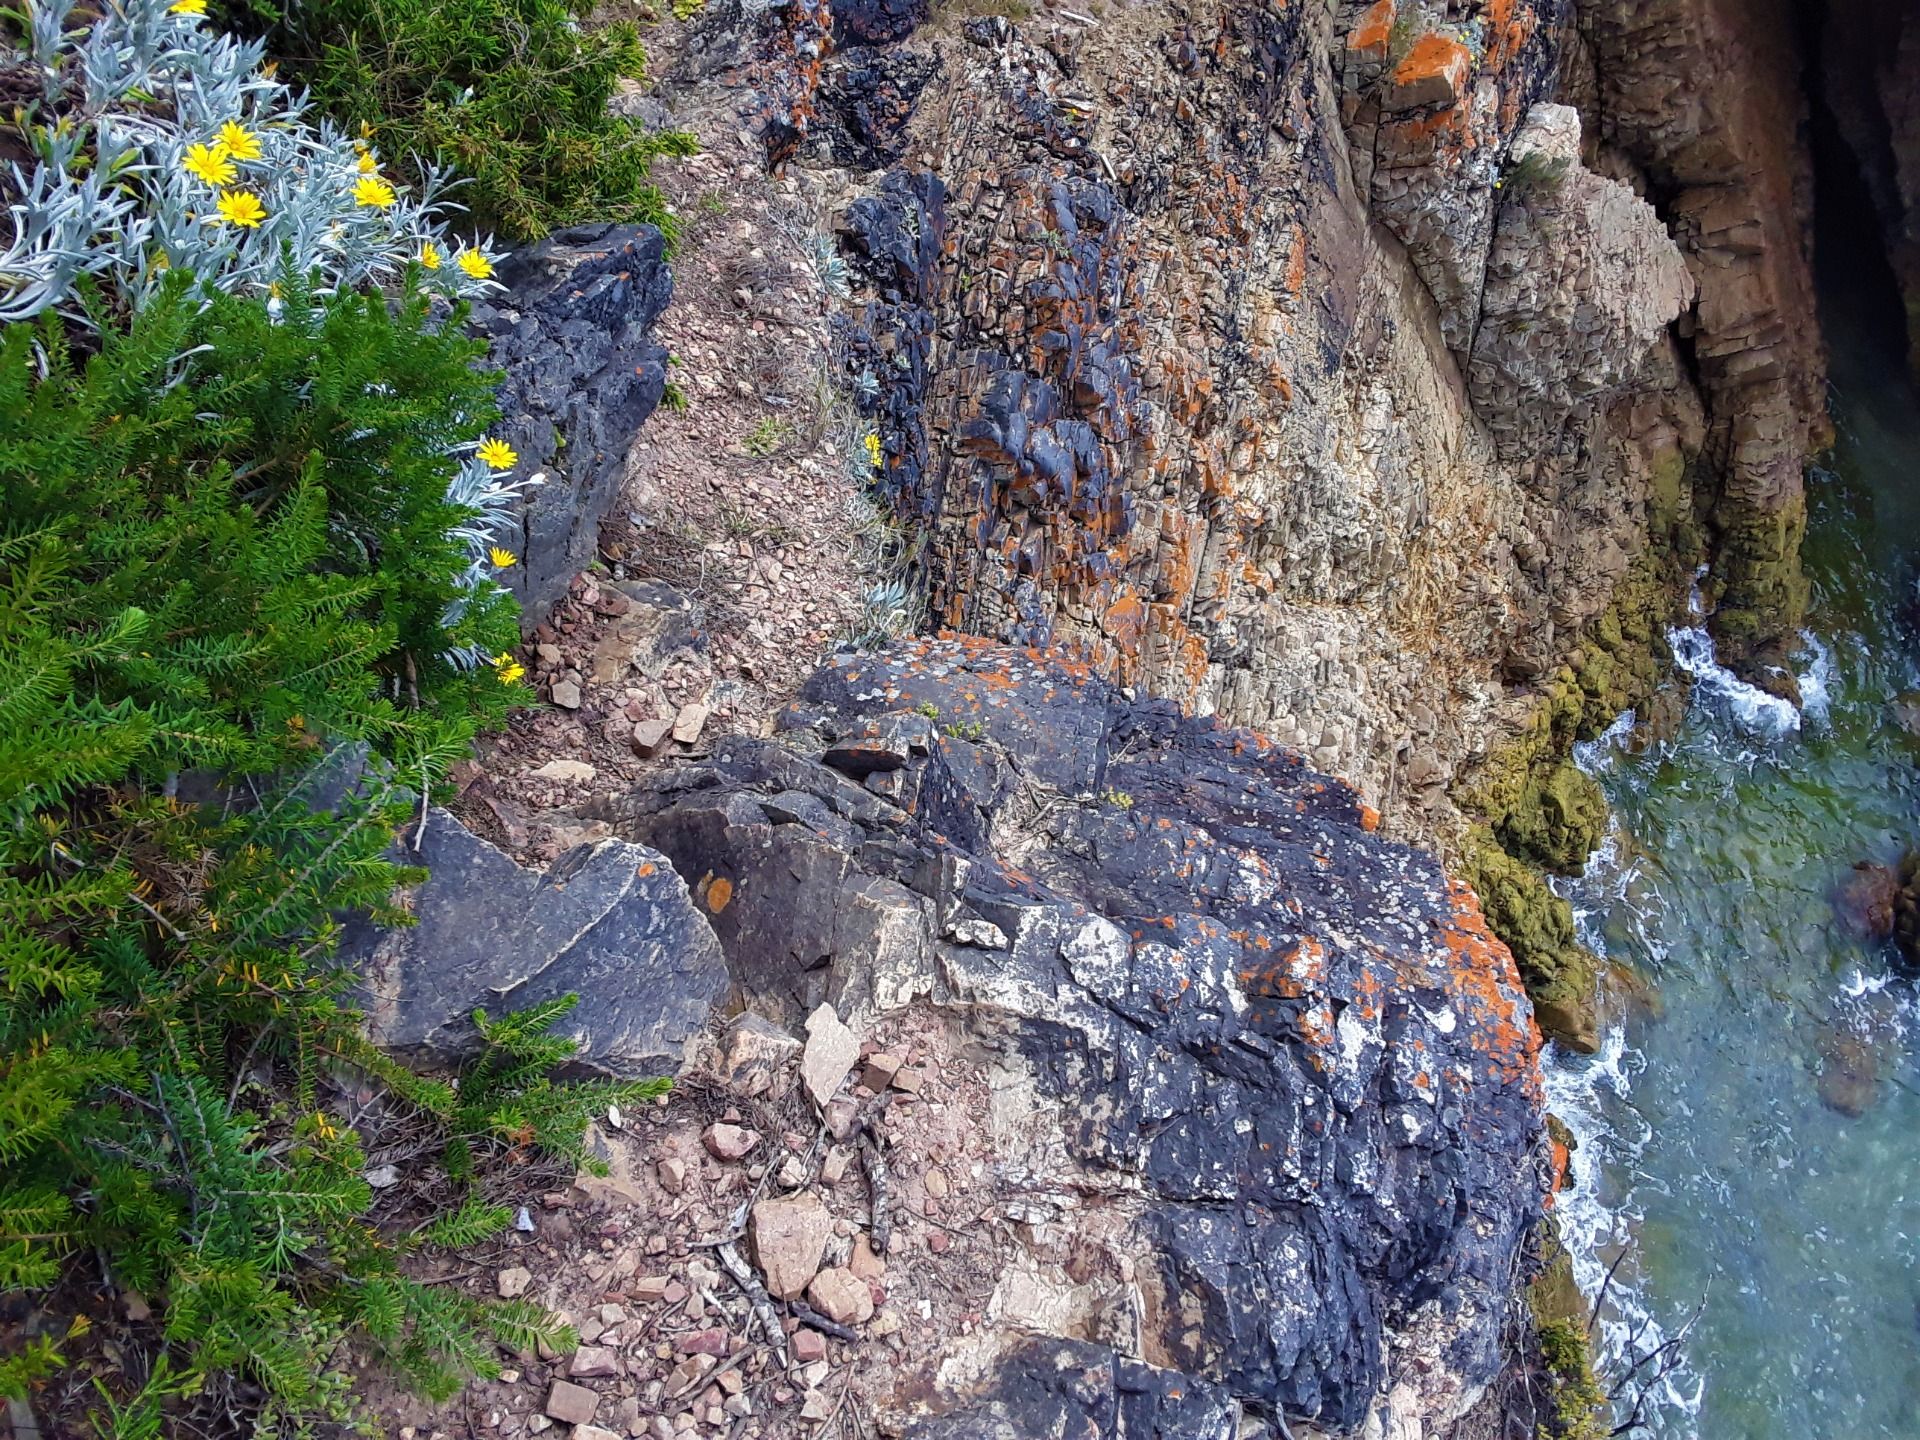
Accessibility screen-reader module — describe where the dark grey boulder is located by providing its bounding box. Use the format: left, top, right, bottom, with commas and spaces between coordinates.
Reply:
470, 223, 674, 625
344, 807, 728, 1078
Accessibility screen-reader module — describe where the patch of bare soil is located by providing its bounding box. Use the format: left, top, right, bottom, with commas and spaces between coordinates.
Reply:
350, 1006, 1082, 1440
453, 104, 891, 864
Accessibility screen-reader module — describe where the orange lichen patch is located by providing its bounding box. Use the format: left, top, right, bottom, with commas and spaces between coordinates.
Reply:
1358, 803, 1381, 832
1103, 591, 1149, 651
1297, 999, 1333, 1068
1547, 1130, 1571, 1207
1439, 879, 1545, 1101
1347, 0, 1394, 60
1389, 33, 1472, 101
704, 875, 734, 914
1485, 0, 1537, 73
1283, 223, 1308, 297
636, 862, 657, 878
1352, 964, 1384, 1023
1265, 361, 1293, 406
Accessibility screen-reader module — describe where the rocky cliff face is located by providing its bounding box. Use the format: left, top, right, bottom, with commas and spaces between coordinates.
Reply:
372, 0, 1872, 1431
367, 636, 1549, 1437
1570, 0, 1830, 684
813, 0, 1703, 840
648, 0, 1846, 1030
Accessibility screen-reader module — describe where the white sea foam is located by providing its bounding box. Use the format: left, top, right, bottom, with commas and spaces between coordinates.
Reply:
1667, 623, 1803, 736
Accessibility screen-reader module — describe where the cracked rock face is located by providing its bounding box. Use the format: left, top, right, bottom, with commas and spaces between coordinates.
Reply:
475, 223, 674, 625
591, 639, 1550, 1431
1468, 103, 1695, 460
343, 808, 728, 1078
672, 0, 1709, 841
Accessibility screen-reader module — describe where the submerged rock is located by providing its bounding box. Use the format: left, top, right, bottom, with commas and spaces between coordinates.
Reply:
591, 638, 1550, 1430
1897, 852, 1920, 971
1835, 861, 1901, 940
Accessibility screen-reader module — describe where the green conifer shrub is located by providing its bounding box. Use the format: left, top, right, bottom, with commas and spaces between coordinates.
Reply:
233, 0, 697, 243
0, 276, 641, 1426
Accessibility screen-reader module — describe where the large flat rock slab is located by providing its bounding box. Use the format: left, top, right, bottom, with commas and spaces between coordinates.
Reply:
346, 807, 728, 1077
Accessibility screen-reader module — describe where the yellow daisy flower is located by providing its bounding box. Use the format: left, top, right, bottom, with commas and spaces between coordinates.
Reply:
169, 0, 206, 13
215, 190, 266, 228
493, 653, 527, 685
357, 150, 378, 175
863, 431, 882, 468
457, 249, 495, 281
216, 121, 262, 162
354, 176, 396, 208
183, 142, 236, 186
489, 545, 517, 568
419, 241, 443, 270
476, 437, 517, 470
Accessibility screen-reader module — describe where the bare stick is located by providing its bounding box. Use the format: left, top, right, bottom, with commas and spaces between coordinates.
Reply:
789, 1297, 857, 1342
715, 1239, 788, 1366
859, 1132, 891, 1255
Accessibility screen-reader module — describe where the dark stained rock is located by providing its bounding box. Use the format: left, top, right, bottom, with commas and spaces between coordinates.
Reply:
901, 1337, 1237, 1440
471, 223, 674, 626
1835, 860, 1901, 940
819, 46, 943, 170
830, 0, 927, 48
343, 807, 727, 1077
589, 638, 1550, 1429
1898, 851, 1920, 970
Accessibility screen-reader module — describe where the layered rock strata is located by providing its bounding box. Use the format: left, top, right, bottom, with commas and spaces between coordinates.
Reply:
478, 223, 675, 623
676, 0, 1702, 855
1572, 0, 1831, 682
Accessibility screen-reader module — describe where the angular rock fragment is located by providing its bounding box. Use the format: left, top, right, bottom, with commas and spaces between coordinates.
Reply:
703, 1123, 760, 1161
343, 809, 727, 1078
749, 1192, 834, 1300
800, 1003, 861, 1107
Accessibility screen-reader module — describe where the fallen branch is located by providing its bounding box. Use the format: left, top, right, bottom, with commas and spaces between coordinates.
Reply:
859, 1132, 890, 1255
789, 1297, 858, 1342
714, 1239, 788, 1367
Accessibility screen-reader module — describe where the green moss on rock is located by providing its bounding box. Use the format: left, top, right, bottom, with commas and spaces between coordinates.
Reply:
1455, 544, 1700, 1050
1705, 494, 1810, 695
1463, 832, 1601, 1052
1530, 1236, 1609, 1440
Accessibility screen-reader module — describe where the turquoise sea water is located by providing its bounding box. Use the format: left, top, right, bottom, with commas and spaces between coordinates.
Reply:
1544, 336, 1920, 1436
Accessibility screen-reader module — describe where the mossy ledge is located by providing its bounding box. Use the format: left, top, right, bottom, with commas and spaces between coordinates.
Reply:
1457, 539, 1696, 1051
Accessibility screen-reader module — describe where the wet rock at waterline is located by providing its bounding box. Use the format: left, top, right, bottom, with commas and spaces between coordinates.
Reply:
589, 638, 1551, 1429
1897, 852, 1920, 971
1835, 861, 1901, 941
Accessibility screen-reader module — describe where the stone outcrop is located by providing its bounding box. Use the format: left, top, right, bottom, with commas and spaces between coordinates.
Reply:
1573, 0, 1831, 682
1467, 103, 1696, 460
343, 807, 728, 1078
476, 223, 674, 625
781, 0, 1697, 852
590, 638, 1550, 1434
